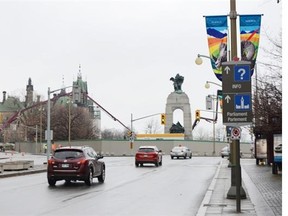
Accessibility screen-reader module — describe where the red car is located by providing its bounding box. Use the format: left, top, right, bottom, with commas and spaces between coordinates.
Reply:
47, 146, 105, 186
135, 146, 162, 167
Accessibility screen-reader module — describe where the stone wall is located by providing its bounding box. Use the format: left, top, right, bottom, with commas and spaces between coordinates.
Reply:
14, 140, 253, 157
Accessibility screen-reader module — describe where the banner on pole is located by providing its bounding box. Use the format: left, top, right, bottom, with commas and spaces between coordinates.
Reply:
205, 16, 228, 81
239, 15, 262, 75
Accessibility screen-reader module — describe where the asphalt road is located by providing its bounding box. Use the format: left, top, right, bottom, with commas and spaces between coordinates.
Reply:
0, 156, 221, 216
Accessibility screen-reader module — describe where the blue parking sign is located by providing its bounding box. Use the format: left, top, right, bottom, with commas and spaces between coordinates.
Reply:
234, 65, 250, 82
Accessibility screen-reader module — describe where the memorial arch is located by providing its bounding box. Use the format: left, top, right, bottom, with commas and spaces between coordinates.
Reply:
164, 74, 192, 140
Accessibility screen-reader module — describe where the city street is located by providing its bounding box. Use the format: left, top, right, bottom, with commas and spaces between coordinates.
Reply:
0, 156, 220, 216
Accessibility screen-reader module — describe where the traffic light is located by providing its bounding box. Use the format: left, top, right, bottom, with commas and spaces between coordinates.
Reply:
161, 113, 166, 125
219, 98, 223, 109
217, 90, 223, 110
217, 90, 223, 98
127, 131, 132, 137
195, 110, 200, 120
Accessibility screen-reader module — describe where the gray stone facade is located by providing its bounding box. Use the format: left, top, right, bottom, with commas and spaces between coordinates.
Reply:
164, 92, 192, 140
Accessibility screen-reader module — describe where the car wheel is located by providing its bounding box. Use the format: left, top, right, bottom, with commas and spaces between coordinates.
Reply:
171, 156, 174, 159
98, 168, 105, 183
221, 155, 224, 158
155, 161, 159, 167
48, 178, 56, 186
85, 167, 93, 186
159, 160, 162, 166
135, 162, 139, 167
189, 155, 192, 159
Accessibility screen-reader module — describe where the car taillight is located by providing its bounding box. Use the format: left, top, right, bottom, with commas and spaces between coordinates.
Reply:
48, 159, 55, 165
78, 159, 87, 165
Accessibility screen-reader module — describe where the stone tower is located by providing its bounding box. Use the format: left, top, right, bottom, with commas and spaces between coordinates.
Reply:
164, 74, 192, 140
25, 78, 34, 107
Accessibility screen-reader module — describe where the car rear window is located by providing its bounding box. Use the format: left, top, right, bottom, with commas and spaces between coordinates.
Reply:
54, 150, 84, 159
173, 147, 184, 151
138, 148, 155, 152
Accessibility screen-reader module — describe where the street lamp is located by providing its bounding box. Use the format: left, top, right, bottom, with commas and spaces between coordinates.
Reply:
67, 96, 72, 147
195, 54, 211, 65
205, 81, 222, 89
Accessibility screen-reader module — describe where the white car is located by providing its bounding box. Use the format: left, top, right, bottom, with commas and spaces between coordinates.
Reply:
220, 145, 242, 158
220, 146, 230, 158
170, 146, 192, 159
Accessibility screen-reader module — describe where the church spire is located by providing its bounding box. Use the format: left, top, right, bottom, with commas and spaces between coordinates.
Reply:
78, 64, 82, 79
62, 75, 65, 88
59, 75, 66, 95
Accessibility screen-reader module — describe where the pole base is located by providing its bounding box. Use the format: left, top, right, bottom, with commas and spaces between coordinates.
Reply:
227, 186, 247, 199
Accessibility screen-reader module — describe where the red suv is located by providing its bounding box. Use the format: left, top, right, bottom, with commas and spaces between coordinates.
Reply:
47, 146, 105, 186
135, 146, 162, 167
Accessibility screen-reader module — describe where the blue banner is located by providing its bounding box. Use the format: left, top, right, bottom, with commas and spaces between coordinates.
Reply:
205, 16, 228, 81
240, 15, 262, 75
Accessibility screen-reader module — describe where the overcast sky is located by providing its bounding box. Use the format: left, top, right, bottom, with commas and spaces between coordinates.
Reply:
0, 0, 282, 140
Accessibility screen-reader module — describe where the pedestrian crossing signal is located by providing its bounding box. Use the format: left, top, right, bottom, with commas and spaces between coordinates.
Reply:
161, 113, 166, 125
195, 110, 200, 120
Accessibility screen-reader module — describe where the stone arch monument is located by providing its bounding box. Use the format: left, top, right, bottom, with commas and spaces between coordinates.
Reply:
164, 74, 192, 140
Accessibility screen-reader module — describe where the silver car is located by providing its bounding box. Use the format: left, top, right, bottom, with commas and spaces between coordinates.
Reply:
220, 145, 242, 158
220, 146, 230, 158
170, 146, 192, 159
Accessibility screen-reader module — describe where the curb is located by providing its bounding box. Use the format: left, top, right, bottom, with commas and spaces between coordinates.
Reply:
0, 167, 46, 178
196, 160, 223, 216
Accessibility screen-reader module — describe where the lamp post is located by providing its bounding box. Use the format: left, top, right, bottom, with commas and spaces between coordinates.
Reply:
69, 100, 71, 147
47, 86, 72, 162
67, 96, 72, 147
39, 105, 44, 153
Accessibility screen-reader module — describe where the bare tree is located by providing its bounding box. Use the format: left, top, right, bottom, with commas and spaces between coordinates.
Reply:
51, 105, 96, 141
143, 118, 162, 134
101, 128, 124, 140
253, 32, 282, 135
193, 127, 210, 140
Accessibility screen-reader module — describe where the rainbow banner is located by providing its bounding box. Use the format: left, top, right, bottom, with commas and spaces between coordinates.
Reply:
205, 16, 228, 81
240, 15, 262, 75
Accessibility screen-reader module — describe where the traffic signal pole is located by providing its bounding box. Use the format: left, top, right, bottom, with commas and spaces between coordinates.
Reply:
130, 112, 163, 147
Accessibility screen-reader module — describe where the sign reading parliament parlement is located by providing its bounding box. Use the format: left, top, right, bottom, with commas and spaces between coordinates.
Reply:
222, 61, 252, 126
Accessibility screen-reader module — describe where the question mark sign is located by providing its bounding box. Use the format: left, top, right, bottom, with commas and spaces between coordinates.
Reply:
238, 68, 246, 80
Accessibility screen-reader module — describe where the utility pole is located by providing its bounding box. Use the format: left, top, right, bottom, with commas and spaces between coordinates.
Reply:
226, 0, 247, 213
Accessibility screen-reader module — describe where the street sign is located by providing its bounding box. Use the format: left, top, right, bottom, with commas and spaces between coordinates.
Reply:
226, 126, 234, 138
222, 61, 252, 126
222, 61, 251, 93
231, 127, 241, 140
206, 96, 213, 110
